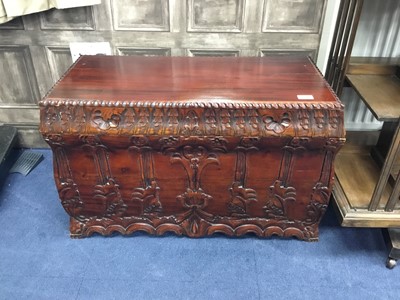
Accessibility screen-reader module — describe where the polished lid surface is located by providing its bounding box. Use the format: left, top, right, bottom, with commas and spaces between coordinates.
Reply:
45, 55, 339, 104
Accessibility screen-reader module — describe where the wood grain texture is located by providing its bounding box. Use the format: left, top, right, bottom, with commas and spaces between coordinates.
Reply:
346, 74, 400, 121
43, 55, 340, 104
40, 55, 345, 240
347, 57, 400, 75
335, 145, 393, 209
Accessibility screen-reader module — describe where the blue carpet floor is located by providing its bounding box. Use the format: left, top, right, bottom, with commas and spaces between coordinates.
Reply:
0, 149, 398, 300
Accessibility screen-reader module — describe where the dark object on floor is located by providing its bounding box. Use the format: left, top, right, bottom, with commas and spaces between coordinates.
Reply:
383, 228, 400, 269
9, 151, 44, 176
0, 125, 18, 189
40, 55, 345, 240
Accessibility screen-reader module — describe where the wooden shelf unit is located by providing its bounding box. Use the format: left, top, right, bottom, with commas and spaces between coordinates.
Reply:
326, 0, 400, 267
333, 145, 400, 227
346, 74, 400, 121
332, 58, 400, 228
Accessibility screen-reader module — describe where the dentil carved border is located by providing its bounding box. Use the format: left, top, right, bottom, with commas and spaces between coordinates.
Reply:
40, 105, 344, 138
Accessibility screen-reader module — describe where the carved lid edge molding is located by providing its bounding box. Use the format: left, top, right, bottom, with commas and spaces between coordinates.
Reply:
39, 99, 344, 110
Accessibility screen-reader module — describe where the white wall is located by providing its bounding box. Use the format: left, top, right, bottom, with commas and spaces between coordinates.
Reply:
317, 0, 341, 73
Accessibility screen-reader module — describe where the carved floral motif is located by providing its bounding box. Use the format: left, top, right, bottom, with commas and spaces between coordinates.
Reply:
81, 135, 127, 218
265, 180, 296, 219
53, 145, 86, 221
166, 108, 179, 134
59, 179, 84, 221
299, 110, 310, 131
182, 110, 201, 136
234, 109, 246, 135
227, 138, 259, 217
94, 178, 127, 218
153, 108, 164, 129
132, 180, 162, 214
73, 106, 86, 132
123, 108, 136, 128
262, 113, 291, 134
44, 106, 58, 128
165, 143, 222, 234
228, 182, 257, 216
220, 109, 234, 135
329, 110, 340, 129
264, 138, 308, 219
129, 136, 162, 215
204, 109, 217, 135
314, 111, 325, 129
92, 110, 121, 130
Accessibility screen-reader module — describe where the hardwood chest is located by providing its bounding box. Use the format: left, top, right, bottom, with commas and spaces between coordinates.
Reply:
40, 55, 345, 241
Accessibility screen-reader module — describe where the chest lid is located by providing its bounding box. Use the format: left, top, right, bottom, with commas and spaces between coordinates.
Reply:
41, 55, 342, 109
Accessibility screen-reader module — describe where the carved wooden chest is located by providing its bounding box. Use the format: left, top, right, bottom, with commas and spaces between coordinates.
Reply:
40, 56, 345, 241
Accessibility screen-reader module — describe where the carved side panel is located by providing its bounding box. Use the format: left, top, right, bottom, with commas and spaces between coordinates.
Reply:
129, 136, 162, 215
112, 0, 170, 31
187, 0, 245, 32
40, 7, 95, 30
228, 138, 258, 217
264, 138, 309, 219
262, 0, 325, 33
45, 135, 84, 221
306, 138, 344, 224
81, 135, 127, 218
0, 46, 40, 104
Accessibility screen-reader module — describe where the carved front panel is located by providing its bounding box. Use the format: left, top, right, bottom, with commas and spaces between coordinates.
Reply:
45, 130, 343, 240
